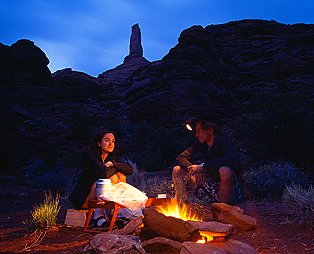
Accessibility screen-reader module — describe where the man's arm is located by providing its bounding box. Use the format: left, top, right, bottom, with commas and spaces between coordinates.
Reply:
176, 145, 196, 167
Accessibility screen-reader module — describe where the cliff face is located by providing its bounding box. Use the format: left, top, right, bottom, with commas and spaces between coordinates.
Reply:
1, 19, 314, 174
124, 20, 314, 123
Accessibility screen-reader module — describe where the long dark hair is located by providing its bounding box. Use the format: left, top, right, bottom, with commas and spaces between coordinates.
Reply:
91, 129, 116, 158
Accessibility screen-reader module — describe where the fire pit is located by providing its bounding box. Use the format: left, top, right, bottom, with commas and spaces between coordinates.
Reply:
141, 198, 234, 244
90, 199, 258, 254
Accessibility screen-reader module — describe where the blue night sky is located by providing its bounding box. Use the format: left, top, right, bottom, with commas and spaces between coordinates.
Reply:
1, 0, 314, 77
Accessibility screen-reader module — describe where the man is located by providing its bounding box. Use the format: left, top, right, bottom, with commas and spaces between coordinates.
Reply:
172, 117, 241, 204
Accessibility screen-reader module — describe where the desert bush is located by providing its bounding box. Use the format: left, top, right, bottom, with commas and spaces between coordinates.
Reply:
31, 192, 60, 230
241, 161, 308, 199
142, 177, 172, 198
282, 184, 314, 226
125, 159, 146, 190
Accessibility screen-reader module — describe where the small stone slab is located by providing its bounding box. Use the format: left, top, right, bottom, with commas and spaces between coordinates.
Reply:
187, 220, 235, 236
211, 203, 257, 231
181, 241, 227, 254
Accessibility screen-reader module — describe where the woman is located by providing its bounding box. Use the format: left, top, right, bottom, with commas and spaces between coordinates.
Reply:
69, 130, 133, 226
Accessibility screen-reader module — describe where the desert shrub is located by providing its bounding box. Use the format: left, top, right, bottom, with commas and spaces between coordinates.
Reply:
241, 161, 308, 199
31, 192, 60, 230
282, 184, 314, 226
125, 159, 146, 190
141, 176, 172, 198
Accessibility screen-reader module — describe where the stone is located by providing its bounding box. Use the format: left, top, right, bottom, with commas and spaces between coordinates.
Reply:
142, 237, 183, 254
90, 232, 146, 254
112, 216, 144, 235
141, 207, 201, 242
98, 23, 149, 85
187, 221, 235, 236
124, 23, 144, 62
209, 238, 258, 254
181, 241, 226, 254
211, 203, 257, 231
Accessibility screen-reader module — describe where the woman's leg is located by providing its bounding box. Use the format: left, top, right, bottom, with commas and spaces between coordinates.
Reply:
109, 172, 126, 184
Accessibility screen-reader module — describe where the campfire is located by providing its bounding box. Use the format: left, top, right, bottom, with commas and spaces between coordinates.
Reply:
155, 198, 201, 222
154, 198, 227, 243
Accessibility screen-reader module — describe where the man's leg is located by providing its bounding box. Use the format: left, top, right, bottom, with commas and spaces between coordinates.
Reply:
172, 166, 194, 202
219, 166, 236, 204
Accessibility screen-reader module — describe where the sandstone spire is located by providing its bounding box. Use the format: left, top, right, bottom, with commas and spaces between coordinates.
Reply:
98, 23, 149, 84
124, 23, 144, 63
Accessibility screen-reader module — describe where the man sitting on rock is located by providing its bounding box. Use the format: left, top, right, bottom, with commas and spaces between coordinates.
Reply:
172, 115, 241, 204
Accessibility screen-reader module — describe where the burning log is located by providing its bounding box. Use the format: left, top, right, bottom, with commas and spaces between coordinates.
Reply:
141, 207, 201, 242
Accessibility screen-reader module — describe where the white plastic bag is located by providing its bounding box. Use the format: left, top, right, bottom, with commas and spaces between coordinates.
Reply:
98, 182, 148, 211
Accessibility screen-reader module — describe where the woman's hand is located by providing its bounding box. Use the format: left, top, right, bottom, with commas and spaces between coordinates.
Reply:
104, 161, 113, 167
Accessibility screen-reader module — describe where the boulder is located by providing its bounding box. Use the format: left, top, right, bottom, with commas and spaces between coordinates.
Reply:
181, 241, 226, 254
210, 238, 258, 254
142, 237, 183, 254
90, 233, 146, 254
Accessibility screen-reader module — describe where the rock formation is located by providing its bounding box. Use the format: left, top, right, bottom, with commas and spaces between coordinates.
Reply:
97, 23, 150, 86
124, 23, 144, 63
1, 19, 314, 176
0, 39, 51, 86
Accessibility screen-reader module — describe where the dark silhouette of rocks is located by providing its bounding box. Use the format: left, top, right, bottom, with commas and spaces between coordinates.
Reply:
1, 19, 314, 176
98, 23, 150, 87
0, 39, 51, 86
124, 23, 145, 62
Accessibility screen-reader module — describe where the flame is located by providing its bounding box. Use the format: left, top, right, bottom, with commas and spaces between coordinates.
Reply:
155, 198, 201, 222
156, 198, 217, 244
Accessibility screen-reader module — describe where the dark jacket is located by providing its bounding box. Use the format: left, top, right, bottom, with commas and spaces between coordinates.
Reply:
69, 149, 133, 209
176, 135, 241, 181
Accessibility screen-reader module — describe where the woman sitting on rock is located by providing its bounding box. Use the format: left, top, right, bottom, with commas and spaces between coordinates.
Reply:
69, 130, 133, 227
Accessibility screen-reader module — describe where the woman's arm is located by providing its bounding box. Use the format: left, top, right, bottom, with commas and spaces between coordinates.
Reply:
112, 161, 133, 175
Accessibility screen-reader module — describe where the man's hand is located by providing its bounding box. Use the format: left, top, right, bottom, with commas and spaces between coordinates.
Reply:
187, 164, 205, 185
194, 172, 206, 185
187, 164, 203, 174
